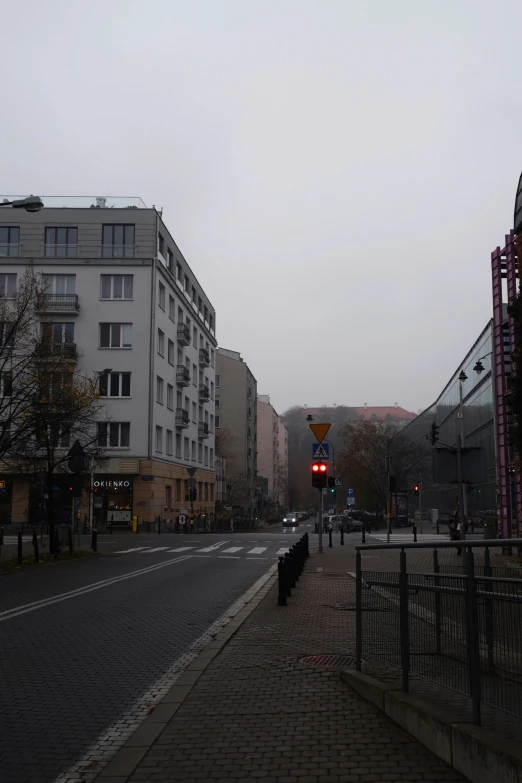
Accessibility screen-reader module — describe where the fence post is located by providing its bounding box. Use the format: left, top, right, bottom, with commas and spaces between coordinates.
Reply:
91, 527, 98, 552
329, 529, 333, 548
68, 528, 73, 555
413, 523, 417, 543
32, 529, 39, 563
465, 547, 481, 724
433, 548, 441, 654
340, 527, 344, 546
399, 548, 410, 693
17, 531, 23, 565
362, 524, 366, 544
356, 549, 362, 671
483, 547, 495, 673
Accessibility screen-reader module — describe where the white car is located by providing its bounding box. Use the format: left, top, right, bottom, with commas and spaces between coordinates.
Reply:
283, 513, 299, 527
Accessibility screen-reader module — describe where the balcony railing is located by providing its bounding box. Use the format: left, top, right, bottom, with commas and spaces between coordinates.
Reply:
35, 342, 77, 361
175, 408, 189, 428
199, 348, 210, 367
37, 294, 80, 313
177, 323, 191, 345
198, 384, 210, 401
0, 244, 21, 257
198, 422, 209, 439
176, 366, 191, 386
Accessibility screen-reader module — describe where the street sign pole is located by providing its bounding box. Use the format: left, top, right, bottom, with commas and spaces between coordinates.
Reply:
419, 478, 423, 534
318, 488, 323, 554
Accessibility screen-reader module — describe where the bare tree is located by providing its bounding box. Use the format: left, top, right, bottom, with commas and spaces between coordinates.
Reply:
215, 426, 235, 460
226, 471, 249, 506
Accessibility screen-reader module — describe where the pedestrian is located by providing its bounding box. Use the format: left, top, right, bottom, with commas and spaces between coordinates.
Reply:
449, 504, 462, 556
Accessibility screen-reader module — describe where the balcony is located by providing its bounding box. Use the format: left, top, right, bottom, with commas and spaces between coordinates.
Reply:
176, 365, 191, 387
198, 422, 209, 439
37, 294, 80, 314
175, 408, 189, 428
198, 384, 210, 401
199, 348, 210, 367
35, 342, 77, 362
177, 323, 191, 345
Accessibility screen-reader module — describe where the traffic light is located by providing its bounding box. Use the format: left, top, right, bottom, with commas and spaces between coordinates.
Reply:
312, 462, 327, 489
189, 487, 198, 502
327, 476, 335, 492
413, 484, 419, 496
430, 421, 439, 445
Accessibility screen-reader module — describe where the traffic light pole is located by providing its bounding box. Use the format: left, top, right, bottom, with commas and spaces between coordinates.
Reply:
318, 488, 323, 554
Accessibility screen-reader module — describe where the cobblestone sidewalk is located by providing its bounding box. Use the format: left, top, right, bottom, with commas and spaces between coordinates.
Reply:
121, 546, 466, 783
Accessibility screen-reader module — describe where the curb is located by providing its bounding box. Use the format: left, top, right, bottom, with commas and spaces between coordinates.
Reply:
95, 564, 278, 781
340, 669, 522, 783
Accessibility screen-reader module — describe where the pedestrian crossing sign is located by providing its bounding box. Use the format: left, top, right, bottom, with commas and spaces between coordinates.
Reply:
312, 442, 329, 460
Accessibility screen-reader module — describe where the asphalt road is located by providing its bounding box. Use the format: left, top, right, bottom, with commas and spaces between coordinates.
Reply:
0, 525, 309, 783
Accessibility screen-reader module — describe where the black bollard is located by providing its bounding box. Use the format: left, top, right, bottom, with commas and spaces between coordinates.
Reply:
277, 556, 288, 605
329, 529, 333, 548
158, 515, 161, 535
340, 528, 344, 546
413, 523, 417, 543
32, 529, 39, 563
68, 528, 73, 555
362, 523, 366, 544
54, 530, 60, 558
285, 551, 296, 588
91, 527, 98, 552
17, 531, 23, 565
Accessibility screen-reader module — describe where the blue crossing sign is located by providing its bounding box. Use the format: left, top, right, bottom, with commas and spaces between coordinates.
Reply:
335, 476, 342, 486
312, 442, 329, 460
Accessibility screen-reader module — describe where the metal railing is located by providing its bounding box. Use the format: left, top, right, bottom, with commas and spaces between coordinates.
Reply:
199, 348, 210, 366
175, 366, 190, 386
177, 324, 191, 344
198, 384, 210, 401
35, 342, 77, 360
198, 422, 209, 438
175, 408, 189, 427
355, 539, 522, 724
37, 293, 79, 312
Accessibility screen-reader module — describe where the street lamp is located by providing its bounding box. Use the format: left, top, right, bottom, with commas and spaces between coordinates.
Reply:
457, 370, 468, 527
1, 196, 44, 212
473, 353, 492, 375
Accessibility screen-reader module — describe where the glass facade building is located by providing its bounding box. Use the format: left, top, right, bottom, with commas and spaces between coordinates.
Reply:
402, 321, 496, 515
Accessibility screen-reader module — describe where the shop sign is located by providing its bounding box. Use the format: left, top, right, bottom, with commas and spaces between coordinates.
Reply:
0, 480, 5, 489
140, 475, 154, 481
93, 479, 131, 488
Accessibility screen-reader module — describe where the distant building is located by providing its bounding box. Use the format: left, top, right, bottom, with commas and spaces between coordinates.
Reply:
352, 404, 416, 427
277, 421, 288, 510
215, 348, 257, 512
257, 394, 287, 517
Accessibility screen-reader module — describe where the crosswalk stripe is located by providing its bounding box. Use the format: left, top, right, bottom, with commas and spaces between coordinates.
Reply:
247, 547, 267, 555
142, 547, 169, 553
114, 547, 150, 554
276, 548, 288, 556
167, 547, 194, 552
198, 541, 226, 552
221, 547, 244, 553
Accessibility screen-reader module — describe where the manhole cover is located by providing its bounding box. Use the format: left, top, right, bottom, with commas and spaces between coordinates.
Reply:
300, 654, 356, 668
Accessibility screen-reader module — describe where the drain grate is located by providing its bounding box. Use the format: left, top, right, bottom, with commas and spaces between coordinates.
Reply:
300, 654, 356, 669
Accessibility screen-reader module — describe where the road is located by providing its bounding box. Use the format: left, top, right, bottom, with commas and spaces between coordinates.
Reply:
0, 525, 311, 783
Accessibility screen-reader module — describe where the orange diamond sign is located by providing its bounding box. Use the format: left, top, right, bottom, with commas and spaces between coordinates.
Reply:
308, 423, 331, 443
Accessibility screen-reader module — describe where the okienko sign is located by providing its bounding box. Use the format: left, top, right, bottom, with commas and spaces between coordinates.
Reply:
93, 479, 131, 488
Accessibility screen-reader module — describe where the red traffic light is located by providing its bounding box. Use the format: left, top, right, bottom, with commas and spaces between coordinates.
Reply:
414, 485, 419, 492
312, 463, 327, 472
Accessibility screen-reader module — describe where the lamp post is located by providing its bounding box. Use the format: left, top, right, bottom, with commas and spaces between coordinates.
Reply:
457, 370, 468, 536
0, 196, 44, 212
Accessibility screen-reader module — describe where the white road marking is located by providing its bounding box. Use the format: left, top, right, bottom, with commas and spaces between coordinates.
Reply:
142, 546, 169, 553
53, 563, 278, 783
247, 547, 267, 555
114, 547, 150, 554
198, 541, 226, 552
167, 546, 195, 552
246, 557, 268, 560
276, 548, 288, 556
0, 556, 192, 622
218, 555, 241, 559
221, 547, 244, 553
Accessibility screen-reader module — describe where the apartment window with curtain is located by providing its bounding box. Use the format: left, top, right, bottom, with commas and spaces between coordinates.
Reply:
102, 224, 135, 258
44, 227, 78, 257
97, 422, 130, 447
166, 430, 173, 456
156, 375, 164, 404
42, 274, 75, 295
100, 275, 133, 300
158, 281, 166, 309
0, 274, 17, 297
99, 371, 131, 398
99, 323, 132, 348
155, 426, 163, 452
167, 383, 174, 410
157, 329, 165, 356
169, 295, 175, 320
168, 339, 174, 365
0, 227, 19, 257
176, 434, 182, 458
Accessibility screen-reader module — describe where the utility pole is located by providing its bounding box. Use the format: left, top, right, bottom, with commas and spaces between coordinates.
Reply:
419, 477, 423, 534
457, 432, 466, 544
318, 488, 323, 554
458, 372, 469, 522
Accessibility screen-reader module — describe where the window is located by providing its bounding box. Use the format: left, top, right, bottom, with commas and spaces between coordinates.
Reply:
158, 233, 165, 256
176, 390, 182, 408
193, 326, 197, 345
44, 227, 78, 257
166, 430, 173, 456
99, 371, 131, 398
199, 369, 203, 385
191, 440, 196, 461
169, 295, 175, 321
176, 262, 183, 281
177, 348, 183, 366
0, 373, 12, 397
210, 448, 214, 468
210, 414, 214, 432
211, 381, 214, 400
158, 281, 166, 309
102, 224, 135, 258
216, 374, 221, 388
198, 405, 203, 422
198, 443, 203, 463
42, 322, 74, 344
0, 227, 19, 257
215, 415, 220, 428
215, 398, 220, 409
211, 348, 215, 368
0, 322, 15, 347
42, 274, 75, 295
184, 437, 190, 459
186, 316, 191, 332
167, 249, 174, 274
184, 395, 190, 411
204, 306, 208, 323
168, 339, 174, 365
176, 433, 182, 458
204, 410, 208, 424
166, 483, 172, 505
157, 328, 165, 356
192, 363, 197, 385
100, 274, 133, 300
192, 285, 197, 302
155, 425, 163, 452
184, 274, 190, 292
204, 446, 209, 466
44, 423, 70, 449
167, 383, 174, 410
209, 314, 214, 332
98, 422, 130, 447
99, 323, 132, 348
198, 296, 203, 314
192, 401, 197, 423
0, 274, 16, 297
156, 375, 164, 404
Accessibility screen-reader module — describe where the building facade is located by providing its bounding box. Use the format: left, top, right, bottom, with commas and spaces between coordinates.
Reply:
215, 348, 257, 513
257, 394, 283, 517
0, 196, 216, 530
277, 420, 288, 511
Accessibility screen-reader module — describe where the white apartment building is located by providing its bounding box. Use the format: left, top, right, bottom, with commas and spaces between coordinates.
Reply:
0, 196, 216, 529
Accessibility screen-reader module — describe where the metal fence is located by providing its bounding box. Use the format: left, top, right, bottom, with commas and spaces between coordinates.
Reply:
355, 539, 522, 724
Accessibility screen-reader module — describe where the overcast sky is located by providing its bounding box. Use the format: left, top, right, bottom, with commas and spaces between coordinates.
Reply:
2, 0, 521, 415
